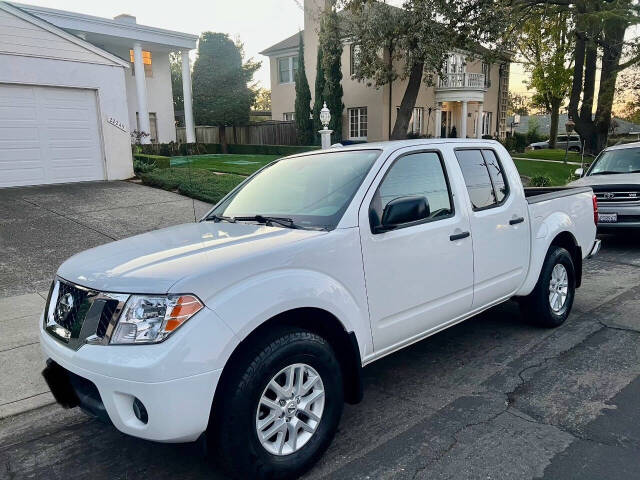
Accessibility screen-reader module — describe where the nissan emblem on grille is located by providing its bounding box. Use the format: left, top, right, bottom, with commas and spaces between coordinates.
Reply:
56, 292, 74, 321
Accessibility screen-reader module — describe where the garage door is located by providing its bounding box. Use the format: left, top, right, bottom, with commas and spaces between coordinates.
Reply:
0, 84, 104, 187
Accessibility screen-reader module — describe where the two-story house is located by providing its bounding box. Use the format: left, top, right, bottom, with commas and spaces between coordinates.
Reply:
0, 2, 197, 187
261, 0, 510, 143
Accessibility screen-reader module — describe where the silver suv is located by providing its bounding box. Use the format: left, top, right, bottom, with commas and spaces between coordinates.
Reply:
528, 134, 582, 151
569, 142, 640, 229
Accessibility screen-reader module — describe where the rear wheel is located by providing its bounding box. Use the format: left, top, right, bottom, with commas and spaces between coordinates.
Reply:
521, 246, 576, 327
210, 327, 343, 479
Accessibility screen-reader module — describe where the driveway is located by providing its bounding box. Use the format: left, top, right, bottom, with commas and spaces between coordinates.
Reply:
0, 181, 211, 417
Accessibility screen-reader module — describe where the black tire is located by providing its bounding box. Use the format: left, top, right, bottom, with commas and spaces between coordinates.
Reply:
521, 246, 576, 327
210, 327, 344, 480
568, 146, 580, 152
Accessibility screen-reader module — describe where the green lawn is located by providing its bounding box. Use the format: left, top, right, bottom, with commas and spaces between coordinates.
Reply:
514, 149, 583, 163
171, 154, 279, 176
514, 159, 578, 186
138, 168, 245, 204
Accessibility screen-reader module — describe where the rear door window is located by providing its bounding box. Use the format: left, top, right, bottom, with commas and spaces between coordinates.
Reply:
455, 149, 509, 210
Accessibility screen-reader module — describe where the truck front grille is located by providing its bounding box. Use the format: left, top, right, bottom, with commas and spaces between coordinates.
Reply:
44, 278, 129, 350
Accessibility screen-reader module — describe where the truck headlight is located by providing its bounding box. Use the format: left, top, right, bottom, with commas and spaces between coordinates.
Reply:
111, 294, 203, 344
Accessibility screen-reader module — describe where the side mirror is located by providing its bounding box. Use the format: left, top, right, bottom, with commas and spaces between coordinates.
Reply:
574, 168, 584, 177
375, 196, 430, 233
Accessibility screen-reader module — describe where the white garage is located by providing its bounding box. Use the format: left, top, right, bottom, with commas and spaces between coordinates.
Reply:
0, 84, 105, 187
0, 2, 133, 188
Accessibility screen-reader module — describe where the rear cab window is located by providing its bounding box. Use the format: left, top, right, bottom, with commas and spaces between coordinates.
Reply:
454, 149, 510, 210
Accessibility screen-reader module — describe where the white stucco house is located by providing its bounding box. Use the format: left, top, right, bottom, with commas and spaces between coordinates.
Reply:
0, 2, 197, 188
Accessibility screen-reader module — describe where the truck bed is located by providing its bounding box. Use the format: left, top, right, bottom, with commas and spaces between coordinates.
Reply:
524, 186, 593, 204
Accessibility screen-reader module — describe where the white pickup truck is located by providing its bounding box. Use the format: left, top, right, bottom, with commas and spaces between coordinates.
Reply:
41, 140, 600, 479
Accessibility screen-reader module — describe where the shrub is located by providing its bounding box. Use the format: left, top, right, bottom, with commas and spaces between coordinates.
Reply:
133, 159, 157, 175
530, 175, 552, 187
138, 168, 245, 204
226, 144, 319, 156
133, 154, 171, 169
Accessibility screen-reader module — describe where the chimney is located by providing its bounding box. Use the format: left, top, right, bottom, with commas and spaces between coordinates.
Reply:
114, 14, 136, 24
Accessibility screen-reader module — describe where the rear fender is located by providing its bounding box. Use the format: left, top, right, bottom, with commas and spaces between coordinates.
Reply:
517, 212, 579, 296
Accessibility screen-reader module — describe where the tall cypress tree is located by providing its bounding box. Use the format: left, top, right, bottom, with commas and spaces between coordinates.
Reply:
312, 46, 326, 145
294, 33, 313, 145
320, 8, 344, 141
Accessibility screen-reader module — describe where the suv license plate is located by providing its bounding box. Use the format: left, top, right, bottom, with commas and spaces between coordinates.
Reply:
598, 213, 618, 223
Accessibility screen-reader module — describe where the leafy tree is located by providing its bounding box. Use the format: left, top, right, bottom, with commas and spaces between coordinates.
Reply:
312, 46, 326, 144
252, 88, 271, 111
294, 33, 314, 145
340, 0, 508, 139
508, 93, 531, 116
319, 6, 344, 140
192, 32, 260, 151
517, 8, 573, 148
616, 66, 640, 124
169, 52, 184, 125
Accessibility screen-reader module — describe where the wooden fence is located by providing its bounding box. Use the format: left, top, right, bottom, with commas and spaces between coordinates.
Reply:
176, 121, 299, 145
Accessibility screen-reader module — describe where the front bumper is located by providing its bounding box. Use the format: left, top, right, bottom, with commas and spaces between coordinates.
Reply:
597, 204, 640, 229
39, 306, 235, 443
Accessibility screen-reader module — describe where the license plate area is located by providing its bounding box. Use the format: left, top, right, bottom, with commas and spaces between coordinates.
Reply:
598, 213, 618, 223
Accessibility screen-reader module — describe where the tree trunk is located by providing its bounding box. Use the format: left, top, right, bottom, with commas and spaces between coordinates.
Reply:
220, 125, 228, 154
391, 62, 424, 140
594, 15, 627, 154
549, 97, 562, 149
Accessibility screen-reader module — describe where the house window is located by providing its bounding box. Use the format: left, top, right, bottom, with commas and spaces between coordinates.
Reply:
283, 112, 295, 121
350, 44, 361, 76
482, 62, 491, 87
349, 107, 368, 140
136, 112, 158, 143
483, 112, 492, 136
278, 55, 298, 84
130, 49, 152, 77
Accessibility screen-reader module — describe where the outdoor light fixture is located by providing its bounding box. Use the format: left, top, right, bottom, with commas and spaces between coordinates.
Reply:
320, 102, 331, 130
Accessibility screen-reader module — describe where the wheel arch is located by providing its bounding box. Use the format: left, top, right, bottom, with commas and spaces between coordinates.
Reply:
210, 307, 364, 429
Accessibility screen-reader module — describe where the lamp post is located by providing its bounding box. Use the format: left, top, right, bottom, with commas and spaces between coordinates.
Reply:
564, 118, 575, 164
319, 102, 333, 149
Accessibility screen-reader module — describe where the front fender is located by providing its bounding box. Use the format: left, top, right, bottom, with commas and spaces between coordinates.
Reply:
205, 268, 373, 360
517, 211, 578, 296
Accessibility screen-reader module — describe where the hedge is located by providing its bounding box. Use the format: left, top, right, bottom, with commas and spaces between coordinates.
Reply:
133, 153, 171, 169
138, 168, 245, 204
135, 143, 319, 157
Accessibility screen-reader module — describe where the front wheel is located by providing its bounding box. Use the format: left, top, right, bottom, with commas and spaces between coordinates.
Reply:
520, 246, 576, 327
210, 327, 344, 479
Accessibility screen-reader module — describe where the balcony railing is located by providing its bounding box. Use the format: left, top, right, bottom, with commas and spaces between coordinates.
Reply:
437, 73, 486, 89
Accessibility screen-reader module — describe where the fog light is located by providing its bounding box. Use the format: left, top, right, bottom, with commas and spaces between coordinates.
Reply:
133, 397, 148, 424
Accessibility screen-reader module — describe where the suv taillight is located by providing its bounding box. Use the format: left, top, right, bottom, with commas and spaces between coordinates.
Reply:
592, 194, 598, 225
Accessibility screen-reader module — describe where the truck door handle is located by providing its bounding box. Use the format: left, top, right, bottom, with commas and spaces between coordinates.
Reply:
509, 217, 525, 225
450, 231, 470, 241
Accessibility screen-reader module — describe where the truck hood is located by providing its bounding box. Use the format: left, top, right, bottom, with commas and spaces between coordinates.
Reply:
568, 173, 640, 187
57, 222, 324, 294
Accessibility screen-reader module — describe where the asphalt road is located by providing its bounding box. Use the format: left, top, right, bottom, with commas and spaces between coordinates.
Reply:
2, 232, 640, 480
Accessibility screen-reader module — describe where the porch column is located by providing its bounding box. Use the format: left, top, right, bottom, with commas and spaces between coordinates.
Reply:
477, 102, 484, 139
434, 103, 442, 138
461, 100, 468, 138
133, 42, 151, 144
181, 50, 196, 143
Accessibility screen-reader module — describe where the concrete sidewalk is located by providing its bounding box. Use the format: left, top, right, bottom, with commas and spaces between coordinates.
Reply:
0, 181, 212, 418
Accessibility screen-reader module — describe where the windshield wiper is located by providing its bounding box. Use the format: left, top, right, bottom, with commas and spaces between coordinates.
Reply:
233, 215, 303, 229
205, 214, 236, 223
590, 171, 621, 175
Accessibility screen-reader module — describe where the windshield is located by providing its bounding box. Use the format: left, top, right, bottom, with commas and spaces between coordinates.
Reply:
587, 147, 640, 176
209, 149, 381, 230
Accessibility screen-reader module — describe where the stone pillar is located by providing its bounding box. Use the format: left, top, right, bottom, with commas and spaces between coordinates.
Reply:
461, 101, 468, 138
434, 103, 442, 138
477, 102, 484, 139
319, 129, 333, 149
181, 50, 196, 143
133, 42, 151, 144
